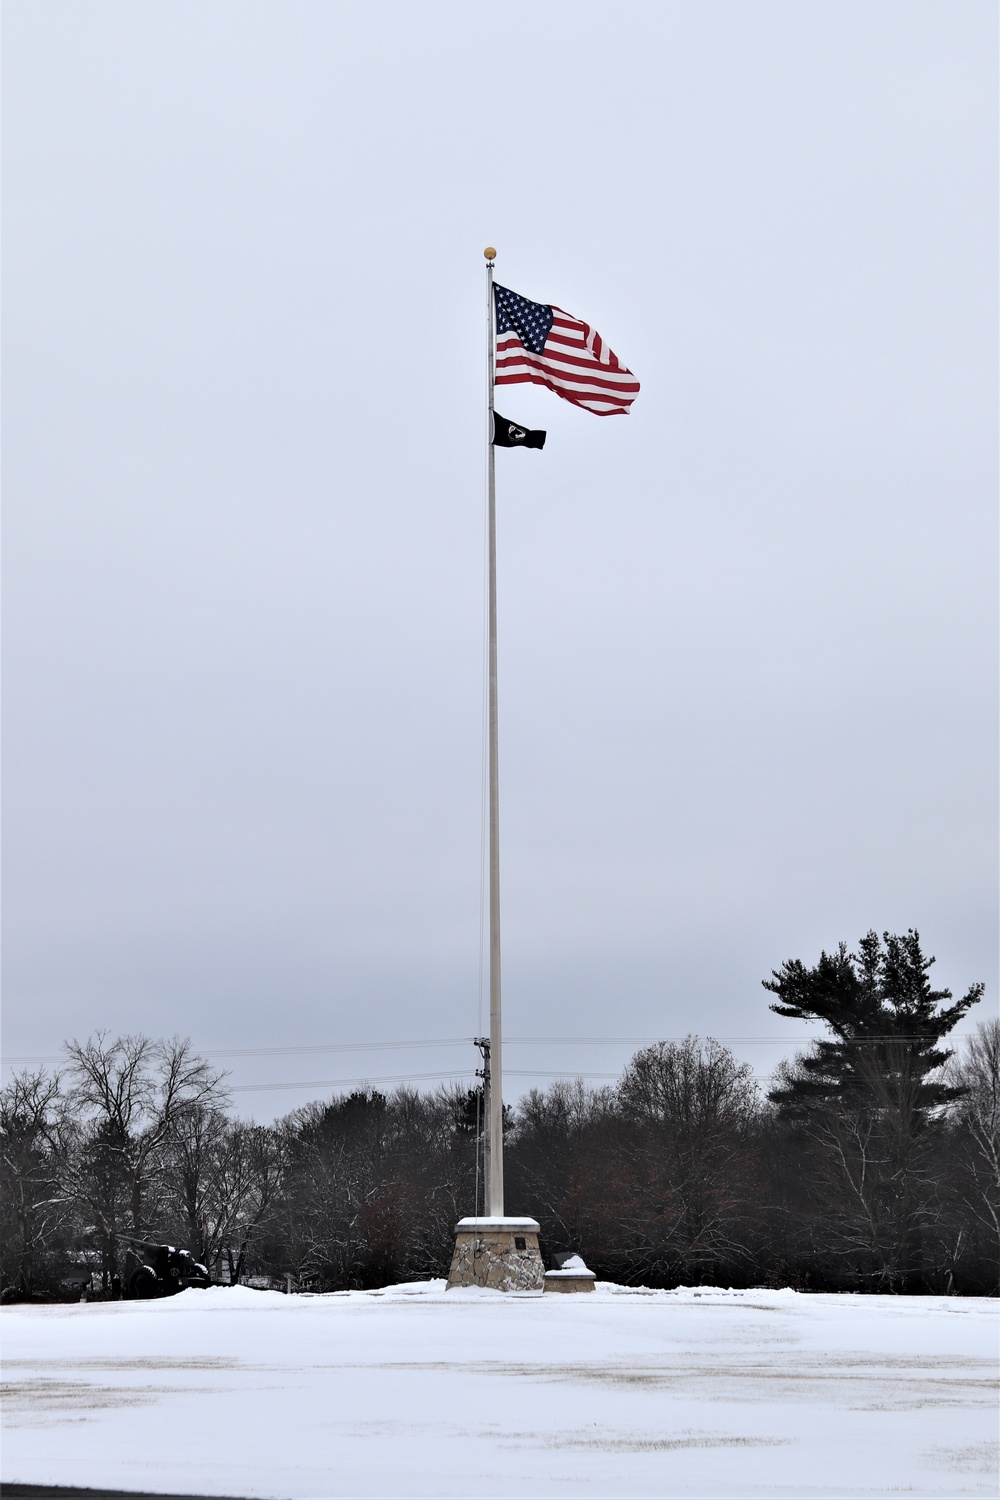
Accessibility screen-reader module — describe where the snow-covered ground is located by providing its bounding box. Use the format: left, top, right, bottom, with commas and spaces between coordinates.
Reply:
2, 1283, 996, 1498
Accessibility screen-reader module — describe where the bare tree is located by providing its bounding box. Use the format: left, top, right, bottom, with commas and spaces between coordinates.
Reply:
508, 1078, 614, 1254
212, 1122, 288, 1284
0, 1070, 74, 1296
272, 1086, 465, 1290
161, 1103, 232, 1264
609, 1038, 762, 1284
942, 1020, 1000, 1289
63, 1034, 227, 1287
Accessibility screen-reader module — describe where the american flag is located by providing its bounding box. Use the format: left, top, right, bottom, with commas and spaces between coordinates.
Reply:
494, 283, 639, 416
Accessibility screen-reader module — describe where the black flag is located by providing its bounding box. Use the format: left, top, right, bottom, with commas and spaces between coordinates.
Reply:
491, 411, 546, 449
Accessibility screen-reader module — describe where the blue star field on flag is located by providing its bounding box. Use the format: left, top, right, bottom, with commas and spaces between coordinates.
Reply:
494, 286, 554, 354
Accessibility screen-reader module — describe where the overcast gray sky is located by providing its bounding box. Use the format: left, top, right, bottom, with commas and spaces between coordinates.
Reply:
3, 1, 996, 1120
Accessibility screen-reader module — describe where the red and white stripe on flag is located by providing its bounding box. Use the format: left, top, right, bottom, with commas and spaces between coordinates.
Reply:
495, 308, 639, 416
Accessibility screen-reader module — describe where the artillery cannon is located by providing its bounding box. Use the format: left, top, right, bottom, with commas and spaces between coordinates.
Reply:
120, 1237, 211, 1299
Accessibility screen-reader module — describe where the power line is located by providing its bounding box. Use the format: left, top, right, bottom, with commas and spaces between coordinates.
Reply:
215, 1038, 469, 1057
0, 1037, 471, 1065
230, 1070, 476, 1093
232, 1068, 778, 1095
231, 1069, 622, 1094
0, 1032, 952, 1066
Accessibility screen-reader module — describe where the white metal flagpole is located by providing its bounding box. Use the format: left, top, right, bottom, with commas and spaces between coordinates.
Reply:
444, 251, 544, 1290
483, 245, 503, 1217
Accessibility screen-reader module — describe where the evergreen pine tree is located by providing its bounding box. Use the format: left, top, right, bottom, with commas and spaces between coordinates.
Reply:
765, 929, 982, 1119
764, 931, 984, 1290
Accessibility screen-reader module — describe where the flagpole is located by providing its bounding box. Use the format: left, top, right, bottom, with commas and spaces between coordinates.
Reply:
483, 245, 503, 1218
448, 259, 633, 1291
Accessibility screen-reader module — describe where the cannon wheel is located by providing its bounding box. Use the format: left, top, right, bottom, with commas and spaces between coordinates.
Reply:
125, 1266, 159, 1300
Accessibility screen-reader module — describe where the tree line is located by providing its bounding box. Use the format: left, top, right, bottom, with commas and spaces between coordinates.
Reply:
2, 930, 996, 1298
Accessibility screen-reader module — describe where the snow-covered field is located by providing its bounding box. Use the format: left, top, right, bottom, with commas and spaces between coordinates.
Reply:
2, 1283, 996, 1498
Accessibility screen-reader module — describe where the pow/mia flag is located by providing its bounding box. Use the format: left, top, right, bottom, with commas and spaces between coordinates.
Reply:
491, 411, 546, 450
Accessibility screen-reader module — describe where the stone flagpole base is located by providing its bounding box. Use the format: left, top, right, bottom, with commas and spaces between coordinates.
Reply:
446, 1216, 544, 1292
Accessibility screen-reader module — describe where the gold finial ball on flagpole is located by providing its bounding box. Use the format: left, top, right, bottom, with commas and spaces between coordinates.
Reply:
484, 246, 497, 261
